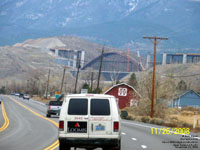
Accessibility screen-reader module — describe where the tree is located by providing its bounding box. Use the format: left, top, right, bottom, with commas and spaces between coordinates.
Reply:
82, 83, 89, 89
0, 86, 6, 94
177, 80, 187, 91
93, 88, 102, 94
136, 72, 177, 119
82, 83, 95, 93
128, 73, 138, 88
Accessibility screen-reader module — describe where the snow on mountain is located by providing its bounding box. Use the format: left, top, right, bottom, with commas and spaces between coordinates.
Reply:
0, 0, 199, 49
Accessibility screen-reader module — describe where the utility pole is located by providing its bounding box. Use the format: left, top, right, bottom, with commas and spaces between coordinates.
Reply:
74, 58, 81, 94
90, 72, 94, 91
45, 69, 51, 99
96, 46, 104, 92
143, 36, 168, 118
60, 66, 66, 94
27, 80, 29, 94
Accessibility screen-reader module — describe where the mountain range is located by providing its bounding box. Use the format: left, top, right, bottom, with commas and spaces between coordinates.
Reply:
0, 0, 200, 49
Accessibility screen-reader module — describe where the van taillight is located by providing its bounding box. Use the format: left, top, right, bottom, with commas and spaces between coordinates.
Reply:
49, 106, 51, 110
113, 122, 119, 132
59, 121, 64, 131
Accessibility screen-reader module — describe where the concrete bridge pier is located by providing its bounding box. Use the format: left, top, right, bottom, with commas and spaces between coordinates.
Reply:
162, 53, 167, 65
55, 49, 59, 57
73, 55, 77, 68
183, 54, 187, 64
146, 53, 151, 69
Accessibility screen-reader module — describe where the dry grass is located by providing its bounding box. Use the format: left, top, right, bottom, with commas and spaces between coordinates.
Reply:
32, 96, 55, 104
124, 106, 200, 132
170, 114, 200, 127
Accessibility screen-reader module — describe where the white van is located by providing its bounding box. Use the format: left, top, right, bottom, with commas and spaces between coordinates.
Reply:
58, 94, 121, 150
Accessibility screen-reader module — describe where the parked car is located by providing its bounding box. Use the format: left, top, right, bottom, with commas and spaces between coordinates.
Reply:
10, 93, 15, 95
15, 93, 20, 97
23, 94, 30, 100
46, 101, 63, 118
0, 97, 2, 104
58, 94, 121, 150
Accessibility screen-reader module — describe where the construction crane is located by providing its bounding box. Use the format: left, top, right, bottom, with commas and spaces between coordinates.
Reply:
131, 41, 145, 71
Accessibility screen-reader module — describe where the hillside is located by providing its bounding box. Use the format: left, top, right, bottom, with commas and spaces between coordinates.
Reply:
123, 63, 200, 93
13, 36, 121, 62
0, 36, 124, 84
0, 45, 60, 80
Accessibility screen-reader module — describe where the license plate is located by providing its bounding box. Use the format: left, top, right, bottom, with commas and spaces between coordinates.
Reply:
96, 125, 105, 131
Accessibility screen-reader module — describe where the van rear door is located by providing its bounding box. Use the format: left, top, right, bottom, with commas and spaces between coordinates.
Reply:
66, 98, 89, 138
89, 98, 112, 138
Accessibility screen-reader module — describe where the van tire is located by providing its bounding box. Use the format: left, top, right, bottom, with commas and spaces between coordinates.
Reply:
113, 146, 121, 150
59, 141, 70, 150
46, 114, 51, 118
110, 140, 121, 150
108, 146, 120, 150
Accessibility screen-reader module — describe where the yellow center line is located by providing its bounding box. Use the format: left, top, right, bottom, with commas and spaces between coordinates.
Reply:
8, 96, 59, 150
0, 101, 10, 132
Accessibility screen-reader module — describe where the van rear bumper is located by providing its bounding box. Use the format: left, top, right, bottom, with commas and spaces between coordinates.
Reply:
59, 137, 119, 147
47, 110, 60, 115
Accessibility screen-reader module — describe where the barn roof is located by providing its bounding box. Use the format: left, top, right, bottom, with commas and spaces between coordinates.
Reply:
104, 83, 141, 97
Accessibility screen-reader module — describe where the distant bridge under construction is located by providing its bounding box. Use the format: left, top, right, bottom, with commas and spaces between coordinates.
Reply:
146, 53, 200, 69
82, 52, 140, 72
49, 48, 141, 80
82, 51, 140, 80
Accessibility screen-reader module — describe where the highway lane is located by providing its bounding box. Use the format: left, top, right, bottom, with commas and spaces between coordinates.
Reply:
122, 120, 200, 150
0, 95, 200, 150
0, 96, 4, 127
0, 96, 58, 150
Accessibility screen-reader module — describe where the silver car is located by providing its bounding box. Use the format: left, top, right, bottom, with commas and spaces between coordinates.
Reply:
46, 101, 63, 118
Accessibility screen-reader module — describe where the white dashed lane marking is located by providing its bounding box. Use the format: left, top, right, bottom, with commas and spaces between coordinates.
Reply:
121, 132, 126, 135
141, 145, 147, 149
131, 138, 137, 141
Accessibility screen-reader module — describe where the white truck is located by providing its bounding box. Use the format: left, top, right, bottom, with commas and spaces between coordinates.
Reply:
58, 94, 121, 150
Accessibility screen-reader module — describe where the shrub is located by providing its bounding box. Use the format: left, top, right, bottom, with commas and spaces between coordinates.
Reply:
135, 116, 142, 122
164, 122, 178, 128
126, 115, 136, 121
168, 108, 180, 115
181, 111, 194, 116
150, 118, 164, 125
141, 116, 151, 123
170, 116, 179, 122
182, 122, 192, 128
181, 106, 196, 112
196, 108, 200, 114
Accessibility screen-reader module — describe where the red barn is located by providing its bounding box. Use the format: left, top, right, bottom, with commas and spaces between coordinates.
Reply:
104, 83, 140, 109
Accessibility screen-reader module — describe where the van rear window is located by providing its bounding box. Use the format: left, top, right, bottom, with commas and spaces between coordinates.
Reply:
68, 99, 88, 115
91, 99, 110, 116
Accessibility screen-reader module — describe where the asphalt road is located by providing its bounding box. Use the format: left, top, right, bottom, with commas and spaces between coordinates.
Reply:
0, 95, 200, 150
